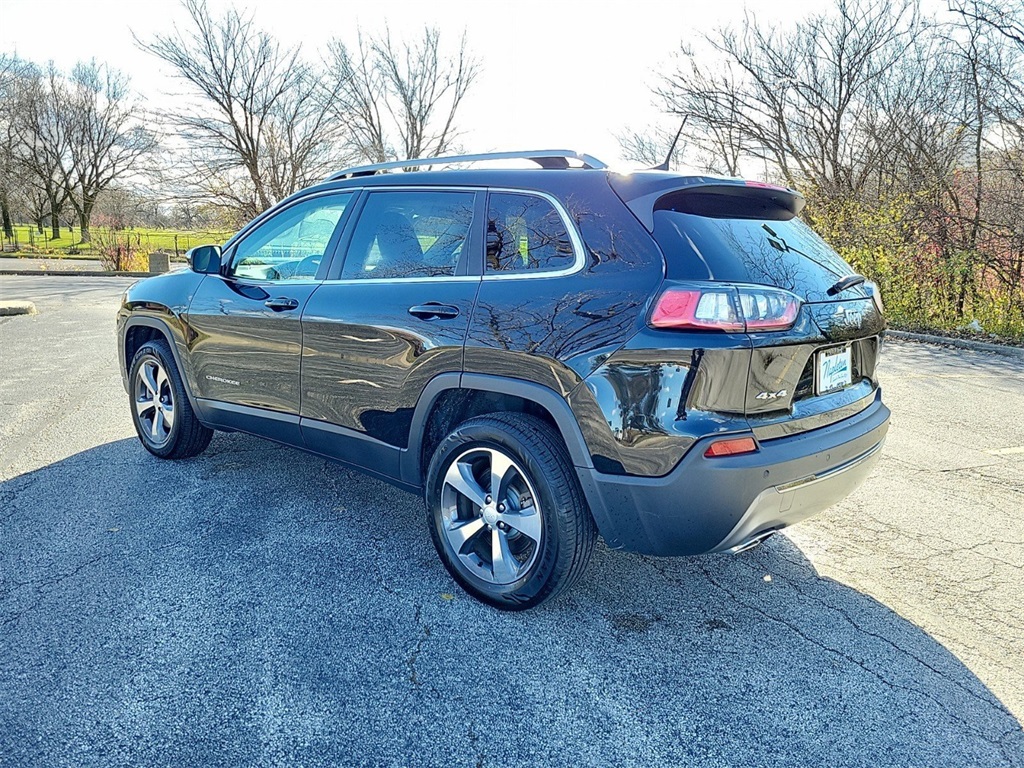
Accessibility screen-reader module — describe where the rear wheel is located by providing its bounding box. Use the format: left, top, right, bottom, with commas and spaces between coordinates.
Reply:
129, 340, 213, 459
425, 413, 596, 610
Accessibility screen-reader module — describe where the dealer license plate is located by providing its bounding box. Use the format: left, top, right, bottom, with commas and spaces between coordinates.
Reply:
816, 345, 852, 395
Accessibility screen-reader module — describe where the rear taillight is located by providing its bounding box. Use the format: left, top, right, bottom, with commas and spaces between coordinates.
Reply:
704, 436, 759, 457
650, 284, 801, 332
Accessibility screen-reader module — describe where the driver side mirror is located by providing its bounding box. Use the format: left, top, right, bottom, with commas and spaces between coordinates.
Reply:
186, 244, 222, 274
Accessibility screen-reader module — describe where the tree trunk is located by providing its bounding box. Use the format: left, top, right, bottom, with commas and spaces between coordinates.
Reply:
50, 201, 61, 241
37, 218, 44, 235
79, 195, 95, 243
1, 195, 13, 239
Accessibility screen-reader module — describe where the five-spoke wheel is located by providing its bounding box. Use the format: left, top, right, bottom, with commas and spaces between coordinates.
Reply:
440, 446, 544, 585
128, 339, 213, 459
426, 412, 596, 610
134, 357, 175, 447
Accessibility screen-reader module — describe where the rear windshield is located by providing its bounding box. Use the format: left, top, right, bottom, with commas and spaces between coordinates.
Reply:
652, 209, 864, 302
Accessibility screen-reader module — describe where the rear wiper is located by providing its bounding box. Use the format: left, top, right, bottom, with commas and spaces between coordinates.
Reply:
827, 274, 867, 296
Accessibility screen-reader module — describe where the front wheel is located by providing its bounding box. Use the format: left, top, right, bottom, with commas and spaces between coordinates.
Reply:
128, 339, 213, 459
425, 413, 596, 610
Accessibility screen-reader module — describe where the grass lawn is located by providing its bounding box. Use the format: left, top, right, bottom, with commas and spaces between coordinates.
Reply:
2, 224, 235, 256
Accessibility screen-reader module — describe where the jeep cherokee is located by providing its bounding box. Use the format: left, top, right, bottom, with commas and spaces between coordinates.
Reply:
116, 150, 890, 610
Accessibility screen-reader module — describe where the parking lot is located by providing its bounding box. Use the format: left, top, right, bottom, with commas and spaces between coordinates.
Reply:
1, 274, 1022, 767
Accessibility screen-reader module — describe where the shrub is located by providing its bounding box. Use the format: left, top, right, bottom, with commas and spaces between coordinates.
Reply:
806, 194, 1024, 342
93, 231, 149, 272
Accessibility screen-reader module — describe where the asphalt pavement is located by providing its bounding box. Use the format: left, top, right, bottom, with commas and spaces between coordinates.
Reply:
1, 274, 1022, 767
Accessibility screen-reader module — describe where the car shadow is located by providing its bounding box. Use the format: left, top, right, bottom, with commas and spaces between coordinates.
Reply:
1, 432, 1021, 767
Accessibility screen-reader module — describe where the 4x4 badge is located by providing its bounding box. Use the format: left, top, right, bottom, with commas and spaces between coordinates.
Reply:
755, 389, 788, 400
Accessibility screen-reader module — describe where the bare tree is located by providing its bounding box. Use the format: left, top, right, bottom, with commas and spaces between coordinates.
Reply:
950, 1, 1024, 49
657, 0, 919, 197
950, 1, 1024, 150
325, 26, 480, 163
616, 124, 689, 170
649, 56, 753, 177
641, 0, 1024, 334
0, 55, 29, 238
61, 61, 156, 242
138, 0, 350, 219
92, 185, 149, 230
12, 63, 75, 241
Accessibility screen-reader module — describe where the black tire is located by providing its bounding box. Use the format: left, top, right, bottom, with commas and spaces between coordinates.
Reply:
425, 412, 597, 610
128, 339, 213, 459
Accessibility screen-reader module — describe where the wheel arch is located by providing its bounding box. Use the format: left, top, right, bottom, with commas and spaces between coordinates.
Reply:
121, 316, 203, 415
403, 373, 595, 489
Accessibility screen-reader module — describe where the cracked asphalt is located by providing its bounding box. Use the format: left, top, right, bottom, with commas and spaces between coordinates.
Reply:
1, 274, 1023, 768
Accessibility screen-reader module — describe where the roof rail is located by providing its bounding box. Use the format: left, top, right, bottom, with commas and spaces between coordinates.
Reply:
326, 150, 608, 181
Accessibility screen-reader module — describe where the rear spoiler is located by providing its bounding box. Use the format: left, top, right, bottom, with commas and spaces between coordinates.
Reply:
609, 174, 805, 231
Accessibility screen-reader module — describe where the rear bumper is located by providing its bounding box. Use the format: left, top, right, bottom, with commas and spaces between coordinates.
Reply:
576, 392, 890, 556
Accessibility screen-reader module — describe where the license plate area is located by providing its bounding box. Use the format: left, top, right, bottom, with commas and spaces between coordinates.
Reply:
815, 344, 853, 395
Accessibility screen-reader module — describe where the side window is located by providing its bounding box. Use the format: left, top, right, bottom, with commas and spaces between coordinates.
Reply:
341, 190, 475, 279
486, 193, 575, 274
230, 193, 352, 281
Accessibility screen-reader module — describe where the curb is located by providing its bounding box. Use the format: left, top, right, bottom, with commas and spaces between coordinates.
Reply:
0, 300, 37, 316
885, 329, 1024, 360
0, 269, 160, 278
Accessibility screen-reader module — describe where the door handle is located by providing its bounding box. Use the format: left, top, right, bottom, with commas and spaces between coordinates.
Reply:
265, 297, 300, 311
408, 303, 461, 320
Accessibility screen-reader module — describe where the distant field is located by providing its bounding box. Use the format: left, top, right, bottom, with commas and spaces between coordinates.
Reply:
2, 224, 234, 256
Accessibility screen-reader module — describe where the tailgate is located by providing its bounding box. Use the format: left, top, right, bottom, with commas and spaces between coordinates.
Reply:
745, 297, 885, 439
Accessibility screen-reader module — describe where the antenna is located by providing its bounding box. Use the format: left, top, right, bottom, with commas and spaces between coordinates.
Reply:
649, 117, 688, 172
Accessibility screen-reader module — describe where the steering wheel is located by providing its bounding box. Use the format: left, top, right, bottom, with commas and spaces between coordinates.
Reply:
295, 254, 322, 278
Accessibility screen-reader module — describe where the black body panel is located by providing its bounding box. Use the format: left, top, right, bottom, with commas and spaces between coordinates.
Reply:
579, 394, 890, 555
185, 275, 320, 414
464, 176, 664, 402
116, 269, 208, 398
567, 330, 754, 476
300, 278, 478, 452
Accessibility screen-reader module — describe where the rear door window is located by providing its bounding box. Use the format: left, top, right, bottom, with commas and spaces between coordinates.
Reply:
485, 193, 576, 274
341, 190, 475, 279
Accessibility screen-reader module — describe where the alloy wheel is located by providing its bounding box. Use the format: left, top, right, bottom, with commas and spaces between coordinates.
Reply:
439, 446, 544, 585
134, 357, 175, 446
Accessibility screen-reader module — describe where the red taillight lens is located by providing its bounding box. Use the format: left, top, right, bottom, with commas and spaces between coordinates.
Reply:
650, 288, 744, 331
704, 436, 758, 458
737, 289, 800, 330
650, 284, 801, 332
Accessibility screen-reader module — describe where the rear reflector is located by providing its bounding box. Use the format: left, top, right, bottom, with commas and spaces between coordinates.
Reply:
704, 437, 758, 458
650, 284, 801, 332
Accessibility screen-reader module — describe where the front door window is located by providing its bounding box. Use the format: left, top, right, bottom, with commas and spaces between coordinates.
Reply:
230, 193, 353, 281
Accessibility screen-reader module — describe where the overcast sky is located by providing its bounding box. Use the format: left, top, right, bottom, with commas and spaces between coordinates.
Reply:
4, 0, 837, 166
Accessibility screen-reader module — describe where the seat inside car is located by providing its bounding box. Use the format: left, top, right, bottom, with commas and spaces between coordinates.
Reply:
368, 209, 423, 276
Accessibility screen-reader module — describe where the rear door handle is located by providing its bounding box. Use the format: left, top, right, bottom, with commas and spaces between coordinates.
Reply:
408, 303, 460, 320
265, 297, 300, 311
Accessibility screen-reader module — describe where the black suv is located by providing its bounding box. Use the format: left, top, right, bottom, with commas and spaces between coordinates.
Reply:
117, 150, 890, 609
